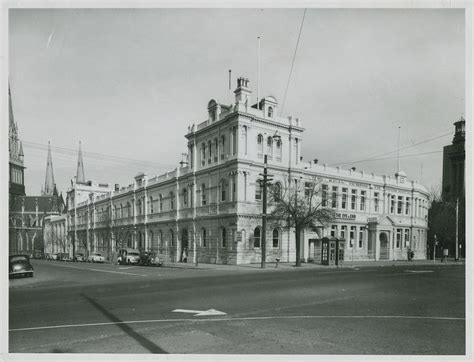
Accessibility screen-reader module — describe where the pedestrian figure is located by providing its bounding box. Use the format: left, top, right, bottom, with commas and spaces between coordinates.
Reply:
183, 247, 188, 263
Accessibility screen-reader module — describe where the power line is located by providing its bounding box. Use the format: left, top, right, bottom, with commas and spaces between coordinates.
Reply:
330, 132, 451, 167
348, 150, 442, 165
22, 140, 177, 170
280, 8, 307, 116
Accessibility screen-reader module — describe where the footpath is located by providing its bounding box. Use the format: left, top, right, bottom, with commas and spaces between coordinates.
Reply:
160, 258, 465, 272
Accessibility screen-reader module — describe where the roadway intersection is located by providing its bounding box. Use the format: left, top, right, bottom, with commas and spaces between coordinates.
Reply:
9, 260, 465, 355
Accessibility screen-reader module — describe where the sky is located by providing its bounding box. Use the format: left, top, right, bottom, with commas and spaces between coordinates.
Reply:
8, 8, 465, 196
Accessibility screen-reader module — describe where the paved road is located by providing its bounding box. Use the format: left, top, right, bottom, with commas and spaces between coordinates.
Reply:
9, 260, 465, 354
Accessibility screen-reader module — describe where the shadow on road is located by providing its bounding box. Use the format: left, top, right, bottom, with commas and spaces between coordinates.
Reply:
81, 293, 167, 354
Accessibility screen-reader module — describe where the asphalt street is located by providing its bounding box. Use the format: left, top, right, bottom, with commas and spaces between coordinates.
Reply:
9, 260, 465, 355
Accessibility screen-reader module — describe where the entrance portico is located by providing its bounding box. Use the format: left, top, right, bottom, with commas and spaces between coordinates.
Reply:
368, 216, 395, 261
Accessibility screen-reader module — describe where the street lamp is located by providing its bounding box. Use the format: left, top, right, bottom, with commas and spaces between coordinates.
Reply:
259, 132, 281, 269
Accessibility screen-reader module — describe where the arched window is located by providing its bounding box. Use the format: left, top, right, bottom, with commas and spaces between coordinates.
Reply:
183, 188, 188, 206
159, 194, 163, 212
272, 229, 280, 248
267, 136, 273, 157
255, 179, 262, 201
273, 182, 282, 202
253, 227, 261, 248
169, 229, 174, 246
137, 199, 142, 216
149, 230, 154, 251
201, 143, 206, 165
149, 196, 154, 213
220, 179, 227, 202
214, 138, 218, 162
201, 184, 207, 206
222, 227, 227, 248
232, 127, 237, 155
276, 139, 282, 160
257, 134, 263, 156
220, 135, 226, 159
208, 140, 212, 163
202, 228, 207, 247
126, 202, 131, 217
169, 192, 174, 210
268, 106, 273, 118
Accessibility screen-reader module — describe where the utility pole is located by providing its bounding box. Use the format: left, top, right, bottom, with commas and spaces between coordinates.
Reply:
261, 154, 268, 269
455, 198, 459, 261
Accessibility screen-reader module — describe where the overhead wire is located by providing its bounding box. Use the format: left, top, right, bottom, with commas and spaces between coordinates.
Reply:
280, 8, 307, 116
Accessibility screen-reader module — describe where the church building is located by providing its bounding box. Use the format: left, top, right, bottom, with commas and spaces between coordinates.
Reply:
8, 85, 65, 256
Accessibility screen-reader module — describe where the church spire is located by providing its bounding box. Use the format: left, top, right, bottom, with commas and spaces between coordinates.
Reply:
76, 141, 85, 183
43, 141, 55, 196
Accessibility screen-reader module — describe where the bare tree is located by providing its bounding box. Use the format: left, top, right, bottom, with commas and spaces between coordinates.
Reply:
270, 177, 335, 267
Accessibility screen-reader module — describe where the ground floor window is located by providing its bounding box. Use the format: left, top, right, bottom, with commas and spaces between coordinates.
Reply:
272, 229, 279, 248
358, 227, 364, 248
396, 229, 402, 248
349, 226, 356, 247
253, 227, 261, 248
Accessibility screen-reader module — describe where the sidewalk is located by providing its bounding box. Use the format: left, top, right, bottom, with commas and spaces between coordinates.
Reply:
160, 258, 465, 272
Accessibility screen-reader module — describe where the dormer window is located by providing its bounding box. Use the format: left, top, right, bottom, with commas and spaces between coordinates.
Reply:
268, 106, 273, 118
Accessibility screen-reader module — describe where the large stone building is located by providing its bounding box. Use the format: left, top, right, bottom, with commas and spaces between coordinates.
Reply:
8, 86, 65, 256
442, 116, 465, 202
66, 77, 429, 264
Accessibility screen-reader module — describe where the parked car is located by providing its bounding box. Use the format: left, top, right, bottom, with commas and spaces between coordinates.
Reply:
51, 253, 59, 261
9, 254, 34, 278
87, 253, 105, 263
117, 248, 140, 265
73, 253, 85, 262
138, 252, 163, 267
60, 253, 72, 262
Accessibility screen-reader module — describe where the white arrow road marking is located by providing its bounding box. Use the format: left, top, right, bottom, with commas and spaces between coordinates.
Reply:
172, 309, 227, 316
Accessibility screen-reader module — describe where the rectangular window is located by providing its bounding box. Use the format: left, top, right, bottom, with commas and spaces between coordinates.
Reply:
374, 192, 379, 212
405, 197, 410, 215
396, 228, 402, 248
201, 186, 207, 206
360, 191, 366, 211
358, 227, 364, 248
340, 225, 347, 240
351, 190, 357, 210
397, 196, 403, 214
404, 229, 410, 248
390, 195, 395, 214
349, 226, 356, 247
330, 225, 338, 237
332, 186, 338, 208
232, 181, 236, 201
322, 184, 328, 206
341, 188, 348, 209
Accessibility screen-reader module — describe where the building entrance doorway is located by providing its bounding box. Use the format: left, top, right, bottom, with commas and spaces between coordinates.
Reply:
180, 228, 189, 262
379, 232, 389, 260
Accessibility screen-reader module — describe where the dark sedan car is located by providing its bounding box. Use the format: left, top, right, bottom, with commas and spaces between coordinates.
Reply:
9, 254, 34, 278
138, 252, 163, 267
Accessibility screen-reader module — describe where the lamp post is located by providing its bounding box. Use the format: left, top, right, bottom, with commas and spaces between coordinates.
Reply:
259, 132, 280, 269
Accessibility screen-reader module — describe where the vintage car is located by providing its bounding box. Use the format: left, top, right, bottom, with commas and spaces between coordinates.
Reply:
73, 253, 85, 262
87, 253, 105, 263
9, 254, 34, 278
117, 248, 140, 265
138, 252, 163, 267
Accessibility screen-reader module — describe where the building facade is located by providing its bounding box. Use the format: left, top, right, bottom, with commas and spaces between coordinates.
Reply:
9, 86, 65, 256
67, 77, 429, 264
442, 116, 465, 202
